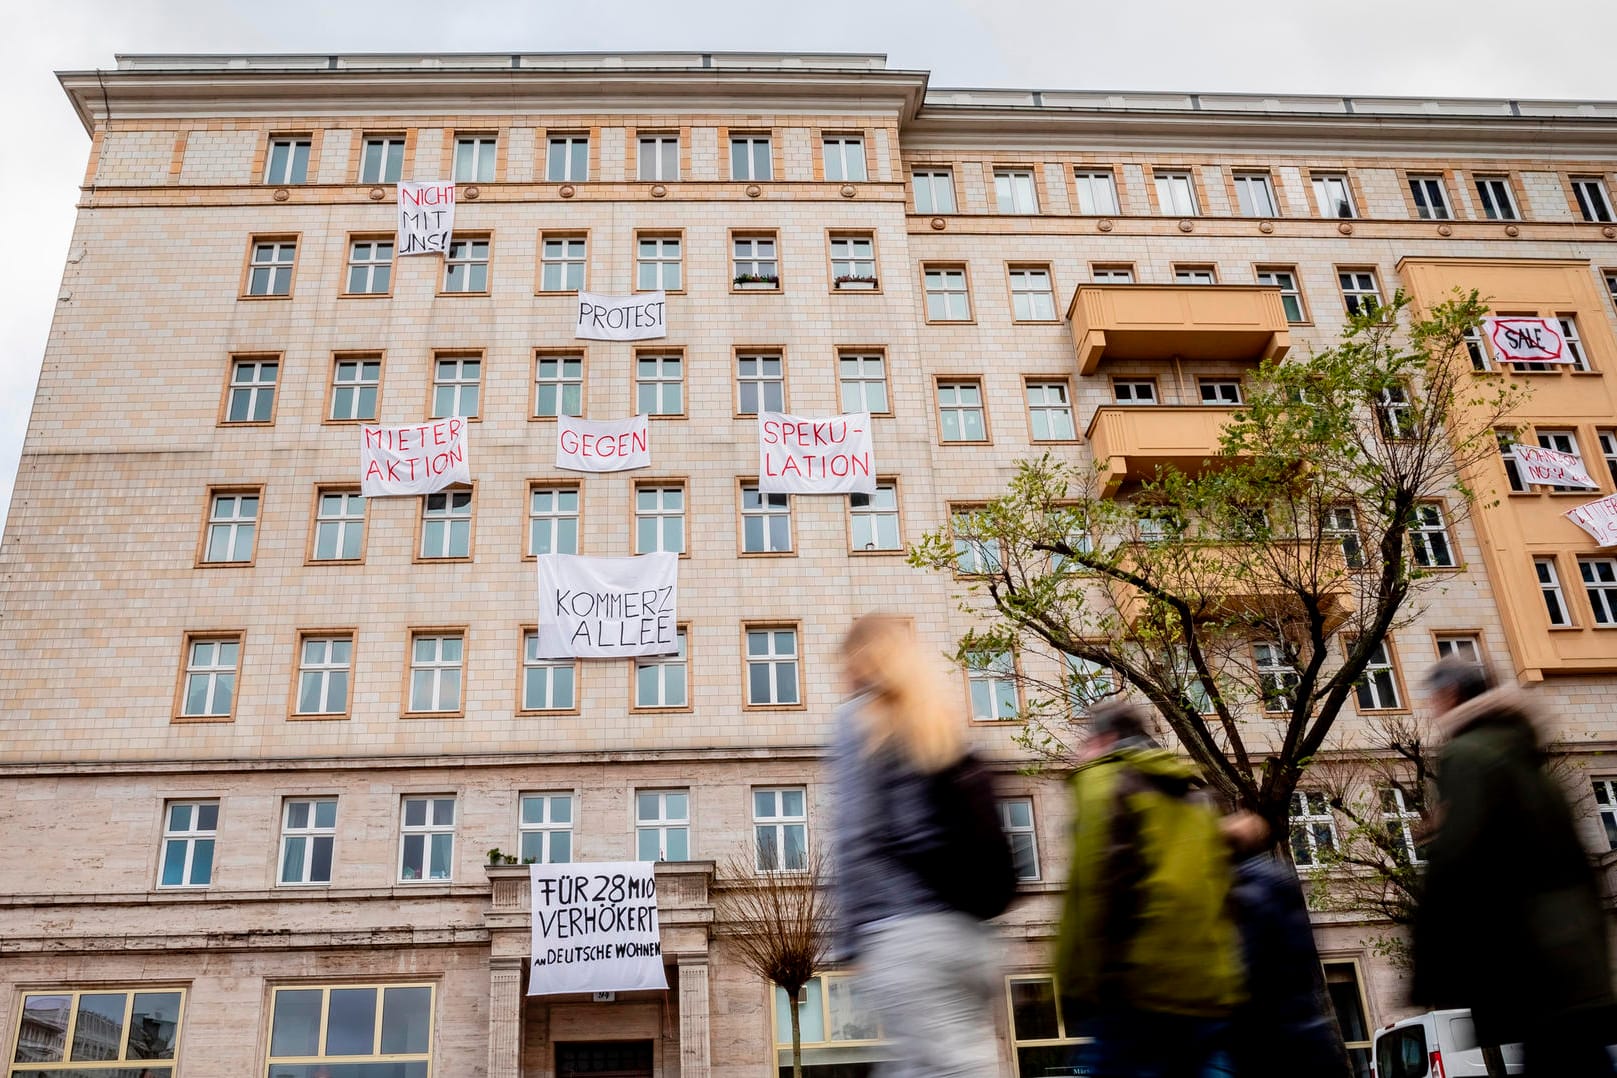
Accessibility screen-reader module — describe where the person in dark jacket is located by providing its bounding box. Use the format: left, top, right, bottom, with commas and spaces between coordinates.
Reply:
1411, 656, 1616, 1076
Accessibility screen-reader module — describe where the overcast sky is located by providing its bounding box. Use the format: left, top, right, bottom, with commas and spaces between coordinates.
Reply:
5, 0, 1616, 533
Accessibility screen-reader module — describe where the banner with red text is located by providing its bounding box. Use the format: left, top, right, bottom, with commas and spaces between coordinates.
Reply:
397, 181, 456, 256
528, 861, 667, 996
556, 414, 651, 472
1567, 494, 1617, 547
1512, 443, 1599, 490
536, 553, 679, 658
1484, 316, 1570, 364
575, 291, 667, 341
359, 419, 470, 496
758, 411, 876, 494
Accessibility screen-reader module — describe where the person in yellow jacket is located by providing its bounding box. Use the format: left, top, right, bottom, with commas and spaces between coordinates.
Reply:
1055, 701, 1245, 1078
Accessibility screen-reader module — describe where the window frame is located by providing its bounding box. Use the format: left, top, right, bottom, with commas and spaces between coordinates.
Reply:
921, 262, 974, 323
950, 504, 1002, 577
545, 132, 591, 183
737, 479, 795, 557
158, 799, 220, 888
403, 628, 467, 718
1406, 173, 1453, 220
536, 230, 589, 294
1090, 263, 1136, 284
290, 630, 356, 720
519, 626, 579, 715
728, 132, 775, 182
1006, 263, 1059, 322
278, 796, 339, 885
11, 988, 189, 1075
397, 795, 457, 882
173, 632, 243, 723
1409, 502, 1459, 570
1072, 169, 1121, 216
993, 167, 1041, 214
531, 349, 586, 421
1005, 974, 1080, 1077
307, 486, 368, 565
1571, 175, 1615, 223
219, 353, 280, 427
1111, 378, 1159, 405
828, 229, 879, 291
239, 234, 299, 299
742, 622, 805, 710
847, 477, 904, 554
837, 348, 892, 416
1593, 778, 1617, 851
997, 798, 1040, 881
452, 132, 499, 183
1254, 640, 1301, 714
1473, 174, 1521, 221
357, 133, 407, 184
1350, 637, 1407, 712
1597, 428, 1617, 490
912, 166, 957, 214
518, 792, 577, 864
935, 376, 991, 444
1152, 168, 1200, 216
438, 232, 492, 296
1536, 555, 1573, 627
632, 624, 691, 712
264, 982, 436, 1074
1337, 267, 1383, 318
729, 229, 782, 292
965, 649, 1021, 723
632, 480, 688, 556
415, 485, 476, 563
264, 134, 312, 185
524, 482, 581, 560
634, 230, 685, 294
753, 786, 810, 873
1578, 556, 1617, 627
637, 132, 681, 182
1173, 264, 1218, 285
821, 133, 869, 183
635, 788, 692, 862
1024, 377, 1078, 442
1232, 170, 1279, 218
428, 350, 484, 421
341, 233, 395, 298
1288, 789, 1339, 868
1311, 172, 1358, 219
325, 351, 384, 425
633, 350, 686, 419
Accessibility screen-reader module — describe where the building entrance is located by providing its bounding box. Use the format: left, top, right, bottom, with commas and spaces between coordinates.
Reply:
555, 1039, 655, 1078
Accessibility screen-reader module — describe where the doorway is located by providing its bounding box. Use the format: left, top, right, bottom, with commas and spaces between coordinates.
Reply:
555, 1039, 655, 1078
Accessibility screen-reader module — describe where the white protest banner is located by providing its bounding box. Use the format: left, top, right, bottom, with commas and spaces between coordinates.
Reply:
556, 414, 651, 473
397, 180, 456, 256
1511, 443, 1599, 490
1567, 494, 1617, 547
1484, 316, 1570, 364
359, 419, 470, 497
536, 553, 679, 658
575, 291, 667, 341
759, 411, 876, 494
528, 862, 668, 996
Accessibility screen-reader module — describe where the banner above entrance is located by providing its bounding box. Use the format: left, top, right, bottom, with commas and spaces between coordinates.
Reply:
529, 862, 668, 995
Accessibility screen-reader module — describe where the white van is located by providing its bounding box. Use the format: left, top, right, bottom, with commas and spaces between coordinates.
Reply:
1372, 1010, 1523, 1078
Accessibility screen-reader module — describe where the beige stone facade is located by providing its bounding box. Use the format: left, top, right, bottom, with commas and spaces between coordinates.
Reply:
3, 50, 1617, 1078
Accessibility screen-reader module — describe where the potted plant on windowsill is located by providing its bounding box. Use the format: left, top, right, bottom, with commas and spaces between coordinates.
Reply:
733, 273, 780, 290
834, 274, 879, 291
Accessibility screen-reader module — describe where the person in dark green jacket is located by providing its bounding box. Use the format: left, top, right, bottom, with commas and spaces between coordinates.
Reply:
1412, 657, 1616, 1077
1055, 701, 1245, 1077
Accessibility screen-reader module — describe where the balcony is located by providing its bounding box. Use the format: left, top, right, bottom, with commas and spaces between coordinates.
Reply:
1109, 540, 1356, 633
1086, 405, 1247, 495
1066, 284, 1292, 374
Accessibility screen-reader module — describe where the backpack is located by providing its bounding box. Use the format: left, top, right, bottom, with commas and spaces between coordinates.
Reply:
899, 751, 1020, 920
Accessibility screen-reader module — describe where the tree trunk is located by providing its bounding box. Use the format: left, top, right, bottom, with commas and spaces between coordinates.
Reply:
788, 984, 804, 1078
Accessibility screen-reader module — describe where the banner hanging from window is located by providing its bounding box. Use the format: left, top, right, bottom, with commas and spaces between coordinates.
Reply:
529, 861, 668, 995
360, 419, 470, 496
1483, 316, 1569, 364
556, 414, 651, 472
575, 292, 667, 341
758, 411, 876, 494
1566, 494, 1617, 547
397, 181, 456, 256
1511, 443, 1599, 490
535, 553, 679, 658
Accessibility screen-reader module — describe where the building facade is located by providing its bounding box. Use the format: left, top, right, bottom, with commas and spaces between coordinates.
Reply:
3, 51, 1617, 1078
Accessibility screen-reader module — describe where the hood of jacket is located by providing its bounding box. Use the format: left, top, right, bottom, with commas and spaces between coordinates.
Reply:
1080, 741, 1206, 796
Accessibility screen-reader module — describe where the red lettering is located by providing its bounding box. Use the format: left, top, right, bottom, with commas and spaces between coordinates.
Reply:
761, 420, 781, 446
365, 460, 384, 480
630, 428, 648, 455
560, 430, 580, 454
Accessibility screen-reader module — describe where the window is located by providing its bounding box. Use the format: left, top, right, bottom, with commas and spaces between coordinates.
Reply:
442, 236, 490, 294
1257, 267, 1306, 323
1091, 264, 1135, 283
998, 799, 1039, 880
453, 135, 496, 182
329, 356, 380, 421
1474, 175, 1519, 220
1572, 176, 1614, 222
746, 627, 801, 706
528, 485, 579, 556
638, 134, 679, 181
1323, 506, 1365, 569
1007, 975, 1080, 1078
539, 234, 587, 292
266, 984, 433, 1076
519, 794, 573, 863
822, 135, 867, 182
830, 232, 876, 284
1536, 556, 1570, 626
159, 800, 218, 887
1112, 379, 1157, 405
1598, 430, 1617, 487
407, 633, 463, 713
534, 354, 584, 418
730, 134, 773, 181
1380, 787, 1423, 865
1375, 384, 1416, 440
546, 134, 589, 182
937, 380, 987, 442
850, 482, 901, 551
923, 266, 971, 320
732, 233, 779, 285
1408, 175, 1451, 220
295, 634, 352, 716
1312, 173, 1356, 218
312, 489, 366, 562
1323, 962, 1374, 1078
634, 484, 685, 554
967, 650, 1019, 721
740, 484, 792, 553
1154, 170, 1199, 215
1580, 557, 1617, 625
951, 508, 1002, 575
740, 355, 782, 420
1066, 654, 1118, 709
521, 631, 576, 712
420, 489, 472, 559
224, 357, 277, 424
1496, 432, 1526, 492
1465, 327, 1494, 372
1353, 640, 1403, 710
1198, 378, 1243, 406
431, 354, 481, 419
1592, 779, 1617, 850
1073, 169, 1120, 215
344, 237, 394, 295
754, 787, 808, 872
634, 628, 688, 709
1288, 790, 1337, 866
1409, 504, 1457, 568
1009, 266, 1056, 320
358, 135, 404, 184
1233, 171, 1278, 217
265, 136, 311, 184
1537, 429, 1589, 491
1255, 642, 1300, 712
912, 167, 956, 213
774, 974, 883, 1071
994, 169, 1039, 213
636, 234, 682, 291
399, 796, 455, 880
1338, 270, 1381, 316
279, 798, 337, 884
1175, 266, 1217, 285
839, 352, 888, 414
1026, 381, 1075, 440
635, 790, 689, 861
245, 238, 295, 297
11, 989, 185, 1075
1559, 316, 1591, 371
179, 636, 239, 719
1435, 633, 1484, 667
1606, 270, 1617, 312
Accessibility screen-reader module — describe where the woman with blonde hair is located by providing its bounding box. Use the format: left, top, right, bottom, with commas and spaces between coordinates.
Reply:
829, 614, 1011, 1078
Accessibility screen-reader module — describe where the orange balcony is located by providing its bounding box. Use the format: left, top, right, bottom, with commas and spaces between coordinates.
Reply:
1109, 540, 1356, 633
1086, 405, 1247, 495
1066, 284, 1292, 374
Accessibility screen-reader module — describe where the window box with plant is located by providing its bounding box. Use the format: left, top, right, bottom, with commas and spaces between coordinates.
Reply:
733, 273, 780, 290
834, 274, 879, 291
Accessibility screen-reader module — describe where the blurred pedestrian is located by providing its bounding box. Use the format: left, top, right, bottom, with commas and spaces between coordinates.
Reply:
830, 614, 1011, 1078
1411, 656, 1616, 1076
1055, 700, 1244, 1078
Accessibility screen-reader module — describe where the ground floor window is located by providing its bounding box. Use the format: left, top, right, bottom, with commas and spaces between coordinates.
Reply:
1007, 974, 1081, 1077
773, 972, 887, 1077
11, 988, 185, 1075
265, 982, 434, 1077
1322, 960, 1374, 1078
556, 1039, 654, 1076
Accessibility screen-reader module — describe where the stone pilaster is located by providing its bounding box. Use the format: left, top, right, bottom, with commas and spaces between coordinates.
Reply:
488, 959, 525, 1078
677, 959, 712, 1078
